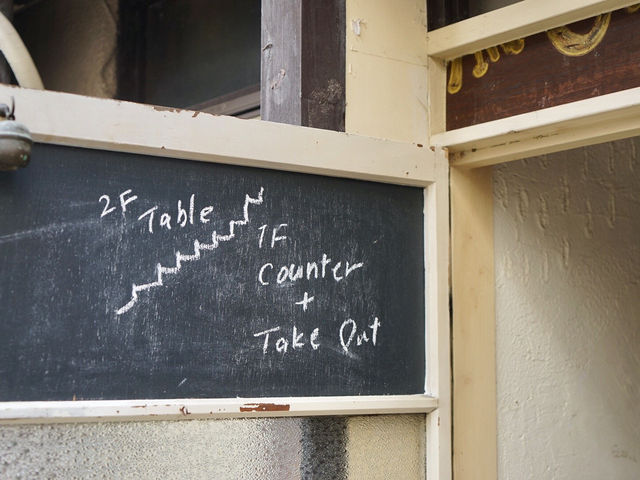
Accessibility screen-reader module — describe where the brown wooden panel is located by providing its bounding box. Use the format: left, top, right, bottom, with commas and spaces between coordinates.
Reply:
446, 7, 640, 130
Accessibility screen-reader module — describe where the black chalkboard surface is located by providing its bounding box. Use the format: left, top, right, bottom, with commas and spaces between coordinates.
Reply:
0, 144, 425, 401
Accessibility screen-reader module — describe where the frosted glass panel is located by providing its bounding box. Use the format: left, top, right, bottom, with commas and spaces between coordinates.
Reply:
0, 415, 425, 479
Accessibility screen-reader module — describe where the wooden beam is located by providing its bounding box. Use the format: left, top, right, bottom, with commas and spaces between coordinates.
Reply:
432, 87, 640, 168
0, 85, 435, 185
345, 2, 450, 479
425, 148, 452, 480
427, 55, 447, 138
261, 0, 345, 131
427, 0, 639, 60
450, 166, 497, 480
0, 395, 438, 424
260, 0, 301, 125
189, 84, 260, 117
301, 0, 345, 130
426, 4, 499, 480
345, 0, 429, 144
445, 8, 640, 130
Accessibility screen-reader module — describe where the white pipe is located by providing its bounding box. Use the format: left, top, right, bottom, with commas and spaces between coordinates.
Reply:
0, 11, 43, 89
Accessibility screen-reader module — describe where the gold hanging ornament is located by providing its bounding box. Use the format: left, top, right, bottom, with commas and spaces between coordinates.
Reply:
546, 13, 611, 56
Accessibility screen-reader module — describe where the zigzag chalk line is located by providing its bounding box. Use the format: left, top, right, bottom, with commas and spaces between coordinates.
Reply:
116, 187, 264, 315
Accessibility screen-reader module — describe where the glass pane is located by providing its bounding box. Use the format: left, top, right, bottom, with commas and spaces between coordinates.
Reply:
0, 414, 425, 479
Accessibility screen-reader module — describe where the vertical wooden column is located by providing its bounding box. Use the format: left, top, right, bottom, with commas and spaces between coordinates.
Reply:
450, 166, 497, 480
345, 0, 429, 143
426, 4, 497, 479
345, 2, 451, 479
260, 0, 348, 473
261, 0, 345, 131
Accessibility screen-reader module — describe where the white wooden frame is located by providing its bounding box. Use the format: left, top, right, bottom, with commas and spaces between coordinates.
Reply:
0, 82, 449, 473
427, 0, 640, 61
427, 0, 640, 166
425, 1, 640, 479
0, 395, 437, 424
9, 85, 434, 186
432, 87, 640, 167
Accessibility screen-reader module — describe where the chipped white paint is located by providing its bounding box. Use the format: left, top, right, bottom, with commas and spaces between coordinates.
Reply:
494, 138, 640, 479
0, 395, 437, 424
351, 18, 365, 36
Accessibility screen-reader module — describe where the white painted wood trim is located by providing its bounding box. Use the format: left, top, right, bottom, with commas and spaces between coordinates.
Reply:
427, 56, 447, 138
0, 84, 435, 186
425, 148, 452, 480
0, 395, 438, 424
431, 87, 640, 168
427, 0, 638, 60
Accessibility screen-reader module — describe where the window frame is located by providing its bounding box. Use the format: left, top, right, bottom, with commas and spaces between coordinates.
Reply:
0, 85, 449, 469
427, 2, 640, 479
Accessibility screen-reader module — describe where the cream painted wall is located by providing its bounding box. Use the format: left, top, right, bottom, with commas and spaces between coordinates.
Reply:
493, 137, 640, 479
346, 0, 428, 144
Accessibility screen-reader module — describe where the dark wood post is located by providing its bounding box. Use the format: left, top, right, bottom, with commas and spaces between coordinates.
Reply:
261, 1, 348, 472
261, 0, 345, 131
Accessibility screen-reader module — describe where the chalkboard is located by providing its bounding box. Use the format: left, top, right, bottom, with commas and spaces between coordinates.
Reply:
0, 143, 425, 401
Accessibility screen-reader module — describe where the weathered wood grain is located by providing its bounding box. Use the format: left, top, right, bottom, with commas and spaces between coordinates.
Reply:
261, 0, 345, 131
447, 8, 640, 130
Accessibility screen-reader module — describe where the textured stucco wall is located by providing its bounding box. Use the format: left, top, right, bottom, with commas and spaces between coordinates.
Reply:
0, 414, 425, 478
494, 138, 640, 479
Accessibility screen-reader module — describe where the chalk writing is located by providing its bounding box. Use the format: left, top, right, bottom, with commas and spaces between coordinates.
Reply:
115, 187, 265, 315
257, 223, 288, 248
253, 318, 381, 356
100, 189, 215, 233
257, 256, 363, 285
100, 182, 381, 361
295, 292, 314, 312
252, 221, 372, 356
254, 325, 321, 354
340, 317, 381, 353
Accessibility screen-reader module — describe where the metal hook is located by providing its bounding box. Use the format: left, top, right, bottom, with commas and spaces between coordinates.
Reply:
0, 97, 32, 171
